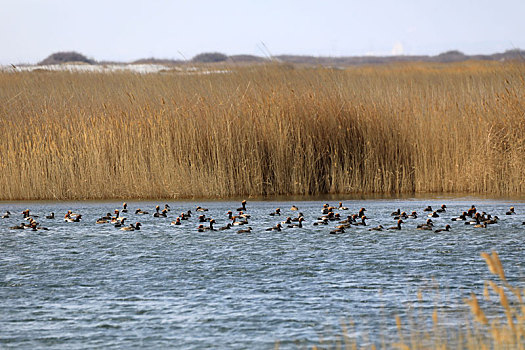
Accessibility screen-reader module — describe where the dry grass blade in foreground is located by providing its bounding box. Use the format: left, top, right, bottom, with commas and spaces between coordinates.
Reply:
295, 251, 524, 349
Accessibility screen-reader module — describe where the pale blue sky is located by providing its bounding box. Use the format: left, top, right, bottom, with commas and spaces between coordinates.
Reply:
1, 0, 524, 64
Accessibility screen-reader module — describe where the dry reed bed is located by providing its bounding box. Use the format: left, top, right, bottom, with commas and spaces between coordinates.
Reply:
0, 62, 524, 200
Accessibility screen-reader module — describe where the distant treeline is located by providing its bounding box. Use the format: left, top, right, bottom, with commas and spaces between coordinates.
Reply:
38, 49, 525, 66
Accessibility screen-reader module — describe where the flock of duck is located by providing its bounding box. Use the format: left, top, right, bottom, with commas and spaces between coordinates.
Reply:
1, 200, 523, 234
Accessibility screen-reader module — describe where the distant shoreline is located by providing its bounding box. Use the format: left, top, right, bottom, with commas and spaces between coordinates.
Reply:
1, 192, 525, 203
4, 48, 524, 68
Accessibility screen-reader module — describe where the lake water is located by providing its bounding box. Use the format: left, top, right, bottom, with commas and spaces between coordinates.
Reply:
1, 198, 524, 349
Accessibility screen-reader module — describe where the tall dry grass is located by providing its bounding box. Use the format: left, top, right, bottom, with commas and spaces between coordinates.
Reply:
0, 61, 524, 200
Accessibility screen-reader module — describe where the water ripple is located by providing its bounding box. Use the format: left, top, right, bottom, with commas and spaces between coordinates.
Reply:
1, 199, 524, 349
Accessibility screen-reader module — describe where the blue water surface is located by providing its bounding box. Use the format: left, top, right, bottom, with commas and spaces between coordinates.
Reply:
1, 198, 524, 349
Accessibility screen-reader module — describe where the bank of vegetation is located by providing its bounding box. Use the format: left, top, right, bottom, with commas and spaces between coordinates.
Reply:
0, 61, 524, 200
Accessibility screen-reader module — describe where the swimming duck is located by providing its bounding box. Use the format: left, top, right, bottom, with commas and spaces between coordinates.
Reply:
338, 202, 349, 210
338, 215, 354, 225
196, 206, 208, 212
484, 216, 499, 225
321, 204, 331, 215
390, 208, 401, 216
45, 212, 55, 219
197, 224, 206, 232
291, 213, 304, 222
417, 224, 433, 231
281, 217, 293, 225
290, 205, 299, 211
164, 204, 171, 211
329, 227, 345, 234
388, 219, 404, 230
423, 206, 433, 212
179, 212, 189, 220
120, 223, 136, 231
436, 204, 447, 213
22, 220, 34, 229
219, 223, 232, 231
110, 210, 124, 223
451, 212, 467, 221
266, 223, 282, 231
207, 219, 216, 231
368, 225, 384, 231
9, 223, 25, 230
312, 218, 329, 226
135, 208, 149, 215
318, 212, 335, 221
153, 209, 168, 218
335, 222, 351, 230
171, 218, 181, 226
198, 215, 208, 222
465, 213, 481, 225
100, 212, 112, 220
185, 210, 192, 217
393, 212, 408, 220
113, 218, 126, 228
269, 208, 281, 216
467, 205, 477, 217
434, 225, 451, 233
110, 209, 120, 220
474, 222, 487, 228
417, 219, 434, 229
231, 216, 248, 226
199, 219, 216, 231
407, 211, 418, 219
96, 218, 108, 224
358, 208, 366, 218
30, 222, 48, 231
336, 215, 351, 224
2, 211, 10, 218
237, 200, 247, 212
428, 211, 440, 218
121, 202, 128, 213
237, 226, 253, 234
354, 216, 367, 226
238, 211, 251, 219
288, 217, 305, 228
65, 214, 82, 222
226, 210, 233, 220
506, 207, 516, 215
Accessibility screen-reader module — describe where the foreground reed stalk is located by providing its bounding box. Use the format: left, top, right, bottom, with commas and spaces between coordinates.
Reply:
0, 62, 524, 200
300, 251, 525, 349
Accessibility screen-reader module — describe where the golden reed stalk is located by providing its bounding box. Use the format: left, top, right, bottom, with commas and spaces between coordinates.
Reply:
299, 251, 524, 349
0, 61, 524, 200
